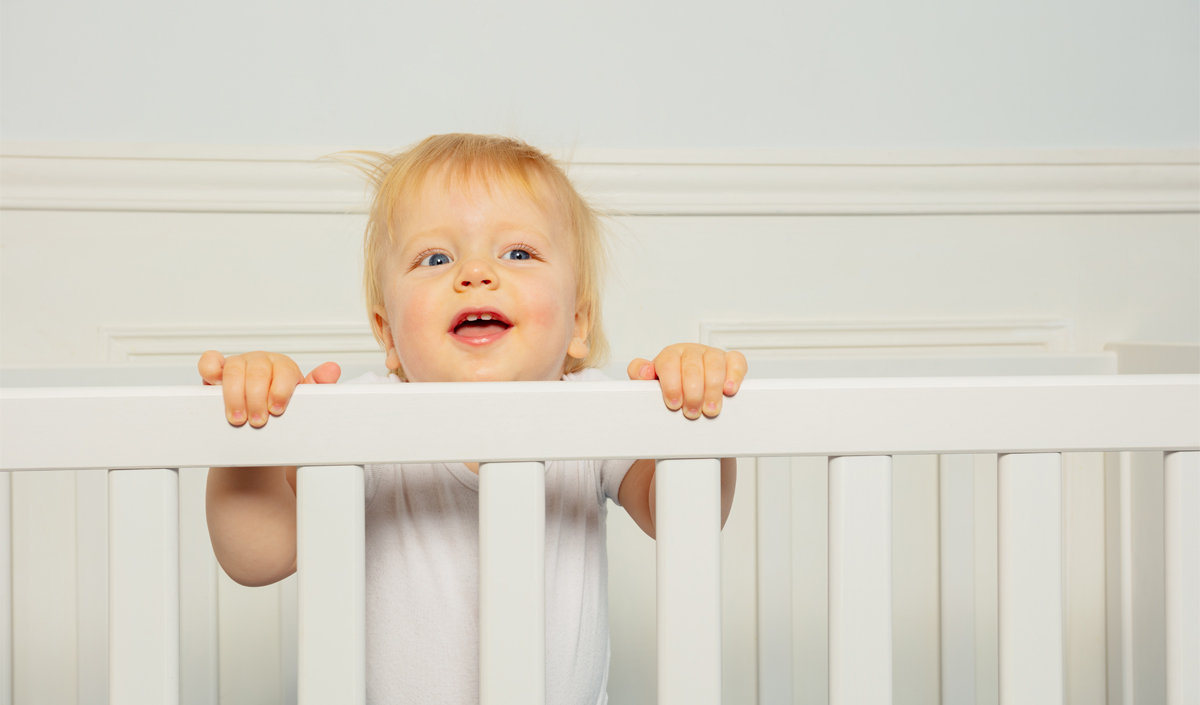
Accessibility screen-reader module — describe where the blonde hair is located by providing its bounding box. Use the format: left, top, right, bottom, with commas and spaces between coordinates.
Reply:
334, 134, 609, 379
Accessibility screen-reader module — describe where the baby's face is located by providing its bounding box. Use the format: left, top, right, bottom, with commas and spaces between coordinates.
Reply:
374, 175, 588, 382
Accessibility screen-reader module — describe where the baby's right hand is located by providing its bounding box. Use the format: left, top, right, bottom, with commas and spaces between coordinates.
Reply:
198, 350, 341, 427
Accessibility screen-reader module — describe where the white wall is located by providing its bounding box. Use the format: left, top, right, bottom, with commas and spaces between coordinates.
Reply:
1, 0, 1197, 149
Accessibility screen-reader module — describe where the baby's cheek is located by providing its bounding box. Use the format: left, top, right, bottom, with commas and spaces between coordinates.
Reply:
391, 290, 439, 363
521, 281, 574, 331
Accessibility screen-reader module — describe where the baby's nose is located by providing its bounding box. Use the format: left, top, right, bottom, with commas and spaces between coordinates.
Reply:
456, 259, 497, 289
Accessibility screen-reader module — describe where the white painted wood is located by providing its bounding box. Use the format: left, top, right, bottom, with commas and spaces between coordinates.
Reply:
829, 455, 892, 705
3, 145, 1197, 215
76, 468, 108, 705
0, 472, 11, 705
1120, 451, 1135, 705
892, 455, 941, 705
940, 454, 976, 705
12, 470, 78, 703
701, 318, 1074, 356
722, 458, 758, 705
1104, 451, 1177, 703
1164, 451, 1199, 705
478, 461, 546, 705
4, 376, 1197, 472
1105, 343, 1200, 374
757, 456, 791, 704
109, 468, 179, 705
1130, 452, 1169, 704
997, 453, 1063, 705
296, 465, 365, 705
974, 455, 1000, 705
99, 323, 379, 366
1103, 452, 1126, 705
792, 456, 829, 705
742, 354, 1118, 379
3, 208, 1196, 382
1063, 453, 1108, 705
656, 458, 722, 705
179, 467, 219, 705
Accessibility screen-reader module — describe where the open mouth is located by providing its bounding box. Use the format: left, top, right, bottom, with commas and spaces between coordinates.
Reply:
449, 308, 512, 343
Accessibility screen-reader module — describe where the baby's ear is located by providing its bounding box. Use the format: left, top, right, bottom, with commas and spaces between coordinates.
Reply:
372, 306, 402, 369
569, 301, 591, 359
567, 336, 590, 360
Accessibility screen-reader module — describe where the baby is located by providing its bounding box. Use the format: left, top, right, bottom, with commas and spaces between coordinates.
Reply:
199, 134, 747, 704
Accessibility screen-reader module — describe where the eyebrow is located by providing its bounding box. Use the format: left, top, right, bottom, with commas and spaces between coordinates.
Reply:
401, 223, 555, 250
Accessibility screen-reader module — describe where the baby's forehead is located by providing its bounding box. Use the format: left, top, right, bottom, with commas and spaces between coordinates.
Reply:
390, 169, 570, 242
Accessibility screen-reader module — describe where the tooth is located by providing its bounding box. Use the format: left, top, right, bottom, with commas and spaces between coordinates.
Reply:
467, 315, 478, 321
481, 314, 492, 321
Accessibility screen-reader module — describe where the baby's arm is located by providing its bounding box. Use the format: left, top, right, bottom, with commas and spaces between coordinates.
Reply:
199, 351, 340, 587
619, 345, 747, 539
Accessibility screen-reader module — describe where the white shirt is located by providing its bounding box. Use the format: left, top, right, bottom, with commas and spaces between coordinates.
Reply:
345, 369, 634, 704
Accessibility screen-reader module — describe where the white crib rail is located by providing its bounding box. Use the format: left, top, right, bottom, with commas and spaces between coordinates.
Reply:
2, 375, 1198, 705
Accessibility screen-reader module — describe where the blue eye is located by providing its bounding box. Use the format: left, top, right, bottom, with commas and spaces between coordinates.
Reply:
419, 252, 452, 267
503, 248, 532, 261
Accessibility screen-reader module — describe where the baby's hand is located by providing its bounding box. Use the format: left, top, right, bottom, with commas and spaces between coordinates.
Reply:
198, 350, 341, 427
627, 344, 747, 420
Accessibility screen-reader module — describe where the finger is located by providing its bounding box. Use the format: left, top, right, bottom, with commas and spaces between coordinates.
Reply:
267, 357, 303, 416
679, 346, 706, 420
702, 348, 726, 417
222, 356, 247, 426
725, 350, 748, 395
198, 350, 226, 385
243, 353, 273, 428
626, 358, 655, 380
653, 351, 683, 411
302, 361, 342, 385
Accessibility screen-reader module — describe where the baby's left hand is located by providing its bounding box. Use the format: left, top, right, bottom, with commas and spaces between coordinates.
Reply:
628, 344, 748, 419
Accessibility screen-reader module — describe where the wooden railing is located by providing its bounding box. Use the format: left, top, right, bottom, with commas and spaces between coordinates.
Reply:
2, 375, 1198, 705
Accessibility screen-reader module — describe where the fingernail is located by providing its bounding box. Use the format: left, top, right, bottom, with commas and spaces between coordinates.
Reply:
669, 397, 682, 409
640, 364, 653, 378
231, 410, 244, 423
725, 380, 736, 393
687, 406, 699, 418
270, 404, 283, 415
705, 401, 717, 413
250, 413, 262, 425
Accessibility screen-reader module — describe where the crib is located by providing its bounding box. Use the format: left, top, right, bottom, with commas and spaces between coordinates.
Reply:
1, 374, 1197, 705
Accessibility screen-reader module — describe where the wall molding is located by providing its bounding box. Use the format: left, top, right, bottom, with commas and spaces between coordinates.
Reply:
699, 319, 1075, 358
100, 323, 380, 364
97, 318, 1076, 367
2, 143, 1196, 216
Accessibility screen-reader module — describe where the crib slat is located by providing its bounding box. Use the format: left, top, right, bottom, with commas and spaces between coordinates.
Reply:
1164, 451, 1199, 705
757, 456, 792, 703
77, 469, 109, 705
109, 468, 179, 705
829, 455, 892, 705
297, 465, 365, 705
479, 462, 546, 705
0, 471, 11, 705
657, 458, 722, 705
998, 453, 1063, 705
939, 454, 976, 704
